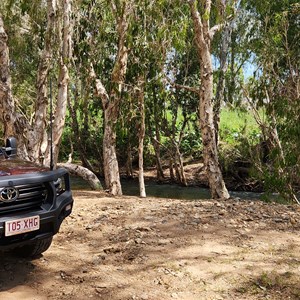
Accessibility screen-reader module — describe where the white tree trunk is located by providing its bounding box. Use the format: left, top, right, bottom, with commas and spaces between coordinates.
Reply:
90, 64, 123, 196
45, 0, 72, 168
0, 15, 16, 138
189, 0, 230, 199
90, 62, 125, 195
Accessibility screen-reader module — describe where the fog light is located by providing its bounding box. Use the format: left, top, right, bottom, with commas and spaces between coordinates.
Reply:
64, 204, 72, 212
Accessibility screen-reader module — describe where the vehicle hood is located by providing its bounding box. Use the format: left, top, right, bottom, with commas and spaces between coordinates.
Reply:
0, 157, 49, 176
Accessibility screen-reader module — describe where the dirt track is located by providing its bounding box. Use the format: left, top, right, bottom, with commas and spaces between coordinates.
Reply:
1, 191, 300, 299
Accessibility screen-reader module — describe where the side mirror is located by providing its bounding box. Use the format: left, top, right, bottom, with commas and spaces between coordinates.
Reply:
5, 137, 17, 157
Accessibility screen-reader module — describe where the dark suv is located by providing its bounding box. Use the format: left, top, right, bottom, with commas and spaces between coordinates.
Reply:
0, 137, 73, 257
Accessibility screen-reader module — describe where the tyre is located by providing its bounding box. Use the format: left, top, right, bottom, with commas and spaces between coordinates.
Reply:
13, 237, 53, 258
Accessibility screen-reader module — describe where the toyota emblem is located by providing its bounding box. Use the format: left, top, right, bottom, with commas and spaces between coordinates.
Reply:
0, 187, 19, 202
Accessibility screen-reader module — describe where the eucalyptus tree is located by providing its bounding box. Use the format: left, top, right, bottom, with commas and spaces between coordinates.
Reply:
136, 75, 146, 197
186, 0, 231, 199
48, 0, 72, 167
0, 15, 18, 139
103, 0, 132, 192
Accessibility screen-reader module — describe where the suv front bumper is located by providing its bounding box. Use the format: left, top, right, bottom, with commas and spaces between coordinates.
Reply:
0, 169, 73, 250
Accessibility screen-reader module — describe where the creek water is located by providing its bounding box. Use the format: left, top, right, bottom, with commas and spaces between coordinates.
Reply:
70, 176, 264, 201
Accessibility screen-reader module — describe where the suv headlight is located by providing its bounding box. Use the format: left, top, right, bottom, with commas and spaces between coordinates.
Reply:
54, 177, 66, 196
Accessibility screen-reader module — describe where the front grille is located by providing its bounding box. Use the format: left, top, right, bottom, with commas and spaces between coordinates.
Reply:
0, 183, 48, 214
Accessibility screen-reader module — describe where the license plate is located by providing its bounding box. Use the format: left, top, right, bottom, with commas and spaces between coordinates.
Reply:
5, 216, 40, 237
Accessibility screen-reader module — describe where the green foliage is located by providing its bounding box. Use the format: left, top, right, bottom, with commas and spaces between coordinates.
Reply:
180, 130, 203, 158
219, 108, 261, 146
218, 108, 262, 180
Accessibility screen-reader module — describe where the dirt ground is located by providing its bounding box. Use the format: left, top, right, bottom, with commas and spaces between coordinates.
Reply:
1, 190, 300, 300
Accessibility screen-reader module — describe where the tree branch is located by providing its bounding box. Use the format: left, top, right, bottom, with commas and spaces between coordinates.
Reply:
188, 0, 205, 50
209, 24, 223, 40
89, 63, 109, 108
172, 82, 199, 94
203, 0, 212, 35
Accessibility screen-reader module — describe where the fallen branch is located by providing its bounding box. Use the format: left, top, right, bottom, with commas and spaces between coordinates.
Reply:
58, 163, 102, 190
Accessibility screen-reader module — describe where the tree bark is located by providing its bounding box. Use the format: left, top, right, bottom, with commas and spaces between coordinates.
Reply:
169, 158, 175, 181
90, 63, 122, 195
125, 141, 133, 177
0, 15, 16, 139
188, 0, 230, 199
46, 0, 72, 167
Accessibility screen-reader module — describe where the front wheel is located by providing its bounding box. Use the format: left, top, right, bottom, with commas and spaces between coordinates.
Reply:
13, 237, 53, 258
